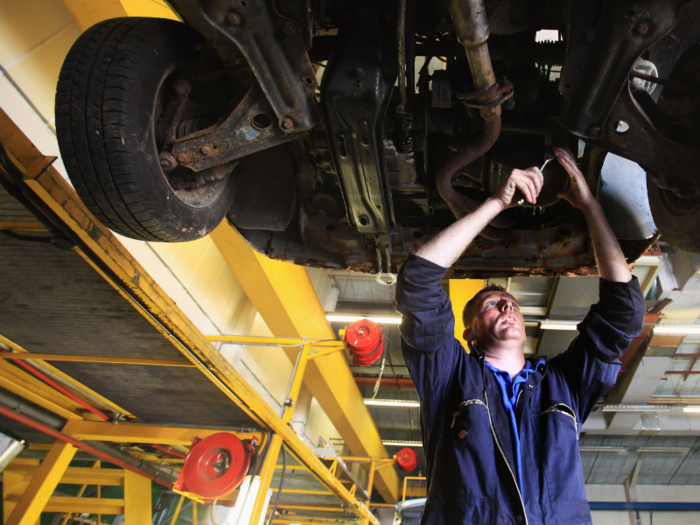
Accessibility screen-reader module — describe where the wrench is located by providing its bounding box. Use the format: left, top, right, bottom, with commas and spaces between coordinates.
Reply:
518, 154, 554, 205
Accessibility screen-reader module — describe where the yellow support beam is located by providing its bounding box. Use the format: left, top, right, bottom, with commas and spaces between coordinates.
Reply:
211, 223, 400, 503
6, 425, 79, 525
71, 420, 263, 446
124, 470, 152, 525
0, 360, 84, 420
40, 497, 125, 515
449, 279, 484, 348
0, 352, 196, 367
7, 465, 125, 486
0, 333, 135, 418
0, 111, 379, 525
61, 0, 178, 31
250, 434, 283, 525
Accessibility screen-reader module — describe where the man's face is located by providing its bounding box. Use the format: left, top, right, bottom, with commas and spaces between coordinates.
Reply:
471, 291, 527, 347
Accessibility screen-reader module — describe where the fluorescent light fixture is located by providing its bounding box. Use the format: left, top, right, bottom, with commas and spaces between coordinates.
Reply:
602, 404, 671, 412
383, 440, 423, 447
539, 321, 579, 331
326, 315, 402, 325
653, 325, 700, 335
637, 447, 691, 454
364, 399, 420, 408
578, 446, 627, 453
683, 406, 700, 413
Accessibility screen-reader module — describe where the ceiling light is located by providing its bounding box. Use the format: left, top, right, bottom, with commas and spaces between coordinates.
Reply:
636, 447, 691, 454
683, 406, 700, 413
539, 321, 579, 331
364, 399, 420, 408
382, 441, 423, 447
326, 315, 402, 325
578, 446, 627, 453
602, 404, 671, 412
653, 325, 700, 335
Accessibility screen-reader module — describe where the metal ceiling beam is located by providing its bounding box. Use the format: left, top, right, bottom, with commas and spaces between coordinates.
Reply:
210, 225, 399, 503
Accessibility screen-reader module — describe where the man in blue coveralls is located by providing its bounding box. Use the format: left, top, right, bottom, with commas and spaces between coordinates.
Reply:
396, 147, 645, 525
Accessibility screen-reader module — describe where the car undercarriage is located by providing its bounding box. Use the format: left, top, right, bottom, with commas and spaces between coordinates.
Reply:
55, 0, 700, 279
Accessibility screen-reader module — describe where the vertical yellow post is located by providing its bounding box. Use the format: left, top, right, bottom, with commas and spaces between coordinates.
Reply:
192, 501, 197, 525
449, 279, 484, 349
282, 344, 312, 424
96, 460, 101, 525
366, 459, 376, 501
124, 470, 152, 525
250, 434, 283, 525
6, 437, 77, 525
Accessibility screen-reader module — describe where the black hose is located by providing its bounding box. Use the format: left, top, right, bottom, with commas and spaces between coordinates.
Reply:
256, 431, 272, 475
266, 444, 287, 525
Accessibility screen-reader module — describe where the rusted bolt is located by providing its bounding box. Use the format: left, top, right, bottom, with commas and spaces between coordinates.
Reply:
282, 22, 295, 36
173, 79, 190, 97
226, 11, 241, 25
636, 22, 650, 35
201, 146, 211, 155
282, 117, 294, 129
458, 430, 468, 439
588, 125, 601, 137
158, 153, 177, 171
177, 153, 189, 163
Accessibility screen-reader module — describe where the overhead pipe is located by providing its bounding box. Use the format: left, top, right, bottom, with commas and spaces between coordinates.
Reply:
437, 0, 512, 229
0, 392, 178, 485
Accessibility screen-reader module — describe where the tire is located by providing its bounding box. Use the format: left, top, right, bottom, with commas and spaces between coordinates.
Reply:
55, 18, 238, 242
648, 181, 700, 252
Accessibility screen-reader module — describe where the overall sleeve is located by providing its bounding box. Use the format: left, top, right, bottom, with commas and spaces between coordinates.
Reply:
396, 253, 466, 418
550, 276, 645, 422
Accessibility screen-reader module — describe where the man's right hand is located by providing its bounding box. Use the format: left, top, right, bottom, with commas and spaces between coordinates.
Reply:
490, 167, 544, 210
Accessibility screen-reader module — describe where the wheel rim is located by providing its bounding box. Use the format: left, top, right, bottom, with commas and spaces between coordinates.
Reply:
152, 64, 234, 209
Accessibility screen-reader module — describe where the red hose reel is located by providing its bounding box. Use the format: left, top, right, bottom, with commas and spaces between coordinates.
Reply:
174, 433, 255, 499
396, 447, 417, 472
343, 319, 385, 367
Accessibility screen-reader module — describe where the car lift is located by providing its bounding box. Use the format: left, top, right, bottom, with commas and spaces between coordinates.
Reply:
0, 109, 399, 524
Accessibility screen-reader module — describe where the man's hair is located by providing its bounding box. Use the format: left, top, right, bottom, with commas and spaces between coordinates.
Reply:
462, 283, 507, 329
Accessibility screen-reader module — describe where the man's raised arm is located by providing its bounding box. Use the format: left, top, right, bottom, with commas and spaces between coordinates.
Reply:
553, 147, 632, 283
416, 167, 544, 267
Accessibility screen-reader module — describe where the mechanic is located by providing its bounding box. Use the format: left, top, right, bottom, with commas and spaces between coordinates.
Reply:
395, 147, 645, 525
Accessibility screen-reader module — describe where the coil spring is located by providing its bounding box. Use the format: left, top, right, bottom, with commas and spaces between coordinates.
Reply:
533, 40, 566, 68
401, 134, 415, 154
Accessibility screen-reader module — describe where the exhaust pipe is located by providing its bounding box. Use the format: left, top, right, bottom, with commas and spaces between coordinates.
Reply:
437, 0, 510, 228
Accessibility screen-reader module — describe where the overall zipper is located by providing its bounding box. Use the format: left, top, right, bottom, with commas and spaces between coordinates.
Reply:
484, 390, 529, 525
451, 399, 485, 428
540, 403, 578, 440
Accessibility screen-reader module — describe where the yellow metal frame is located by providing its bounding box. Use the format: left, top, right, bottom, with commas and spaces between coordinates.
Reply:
402, 476, 427, 501
4, 455, 153, 524
0, 110, 381, 524
0, 333, 136, 418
